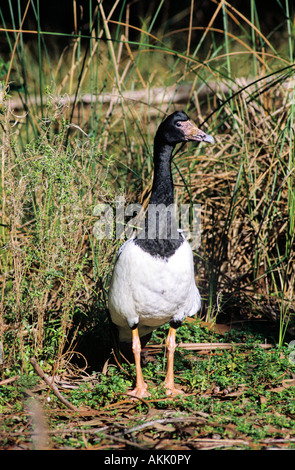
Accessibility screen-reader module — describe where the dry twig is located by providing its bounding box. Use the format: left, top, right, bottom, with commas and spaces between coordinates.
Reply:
30, 357, 78, 412
146, 341, 273, 352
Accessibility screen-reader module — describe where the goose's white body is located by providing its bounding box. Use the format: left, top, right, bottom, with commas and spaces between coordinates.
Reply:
108, 234, 201, 342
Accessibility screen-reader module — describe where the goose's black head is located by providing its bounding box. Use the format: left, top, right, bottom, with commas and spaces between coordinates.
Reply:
155, 110, 214, 148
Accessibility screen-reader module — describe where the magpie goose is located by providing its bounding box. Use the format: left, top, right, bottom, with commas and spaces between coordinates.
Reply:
108, 111, 214, 397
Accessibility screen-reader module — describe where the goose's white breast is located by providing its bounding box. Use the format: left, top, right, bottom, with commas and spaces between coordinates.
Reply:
108, 238, 201, 341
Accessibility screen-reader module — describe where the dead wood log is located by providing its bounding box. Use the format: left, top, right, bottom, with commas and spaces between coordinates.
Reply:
7, 79, 269, 111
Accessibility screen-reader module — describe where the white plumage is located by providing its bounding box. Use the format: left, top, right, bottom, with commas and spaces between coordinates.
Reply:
109, 234, 201, 342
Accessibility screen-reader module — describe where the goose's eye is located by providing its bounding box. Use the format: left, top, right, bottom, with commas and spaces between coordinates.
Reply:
176, 121, 182, 127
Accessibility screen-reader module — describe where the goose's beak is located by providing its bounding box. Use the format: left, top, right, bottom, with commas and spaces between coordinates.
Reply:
180, 120, 215, 144
202, 133, 215, 144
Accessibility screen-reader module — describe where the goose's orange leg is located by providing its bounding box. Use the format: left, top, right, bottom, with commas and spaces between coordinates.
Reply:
128, 328, 150, 398
164, 326, 184, 396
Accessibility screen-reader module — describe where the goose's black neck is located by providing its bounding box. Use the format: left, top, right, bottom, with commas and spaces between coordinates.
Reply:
149, 142, 174, 206
134, 138, 183, 258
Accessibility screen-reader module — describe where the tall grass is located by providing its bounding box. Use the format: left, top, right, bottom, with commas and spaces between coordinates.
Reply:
0, 0, 295, 373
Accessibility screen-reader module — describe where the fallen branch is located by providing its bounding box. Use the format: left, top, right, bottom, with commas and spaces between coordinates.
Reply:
146, 342, 273, 352
7, 83, 205, 110
8, 77, 285, 111
6, 75, 293, 131
0, 375, 20, 386
191, 437, 251, 449
30, 357, 78, 412
121, 416, 205, 435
